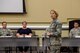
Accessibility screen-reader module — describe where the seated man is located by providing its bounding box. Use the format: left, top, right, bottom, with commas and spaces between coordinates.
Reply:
0, 21, 13, 36
16, 21, 32, 53
69, 22, 80, 53
0, 21, 13, 53
69, 22, 80, 37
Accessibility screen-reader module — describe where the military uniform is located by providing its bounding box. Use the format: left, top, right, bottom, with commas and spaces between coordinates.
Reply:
69, 28, 80, 53
0, 28, 13, 36
69, 27, 80, 38
45, 19, 62, 53
0, 28, 13, 53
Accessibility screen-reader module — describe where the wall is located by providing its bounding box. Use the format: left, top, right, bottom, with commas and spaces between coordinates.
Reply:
0, 0, 80, 37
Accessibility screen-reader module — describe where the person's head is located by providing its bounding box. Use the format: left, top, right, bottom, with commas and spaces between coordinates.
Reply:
74, 22, 79, 28
2, 21, 7, 29
22, 21, 27, 28
50, 10, 58, 20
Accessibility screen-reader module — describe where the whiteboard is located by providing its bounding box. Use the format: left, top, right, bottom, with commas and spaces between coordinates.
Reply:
0, 0, 26, 13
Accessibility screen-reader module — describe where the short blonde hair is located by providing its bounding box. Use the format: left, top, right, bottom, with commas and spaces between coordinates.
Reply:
50, 10, 59, 18
22, 21, 27, 24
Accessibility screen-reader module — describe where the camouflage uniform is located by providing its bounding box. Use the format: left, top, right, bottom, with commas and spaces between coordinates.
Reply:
0, 28, 13, 36
69, 27, 80, 38
69, 28, 80, 53
0, 28, 13, 53
45, 19, 62, 53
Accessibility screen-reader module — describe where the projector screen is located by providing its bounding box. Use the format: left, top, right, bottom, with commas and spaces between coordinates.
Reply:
0, 0, 26, 14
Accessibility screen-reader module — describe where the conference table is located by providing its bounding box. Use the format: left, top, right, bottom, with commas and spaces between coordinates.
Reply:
42, 37, 80, 47
0, 36, 80, 53
2, 37, 80, 47
62, 37, 80, 46
42, 37, 80, 53
0, 36, 39, 53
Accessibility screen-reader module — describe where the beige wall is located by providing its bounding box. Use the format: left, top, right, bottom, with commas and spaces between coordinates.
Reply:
0, 0, 80, 37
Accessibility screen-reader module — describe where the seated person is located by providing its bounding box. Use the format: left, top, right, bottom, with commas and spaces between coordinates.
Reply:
0, 21, 13, 53
0, 21, 13, 36
69, 22, 80, 38
16, 21, 32, 53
